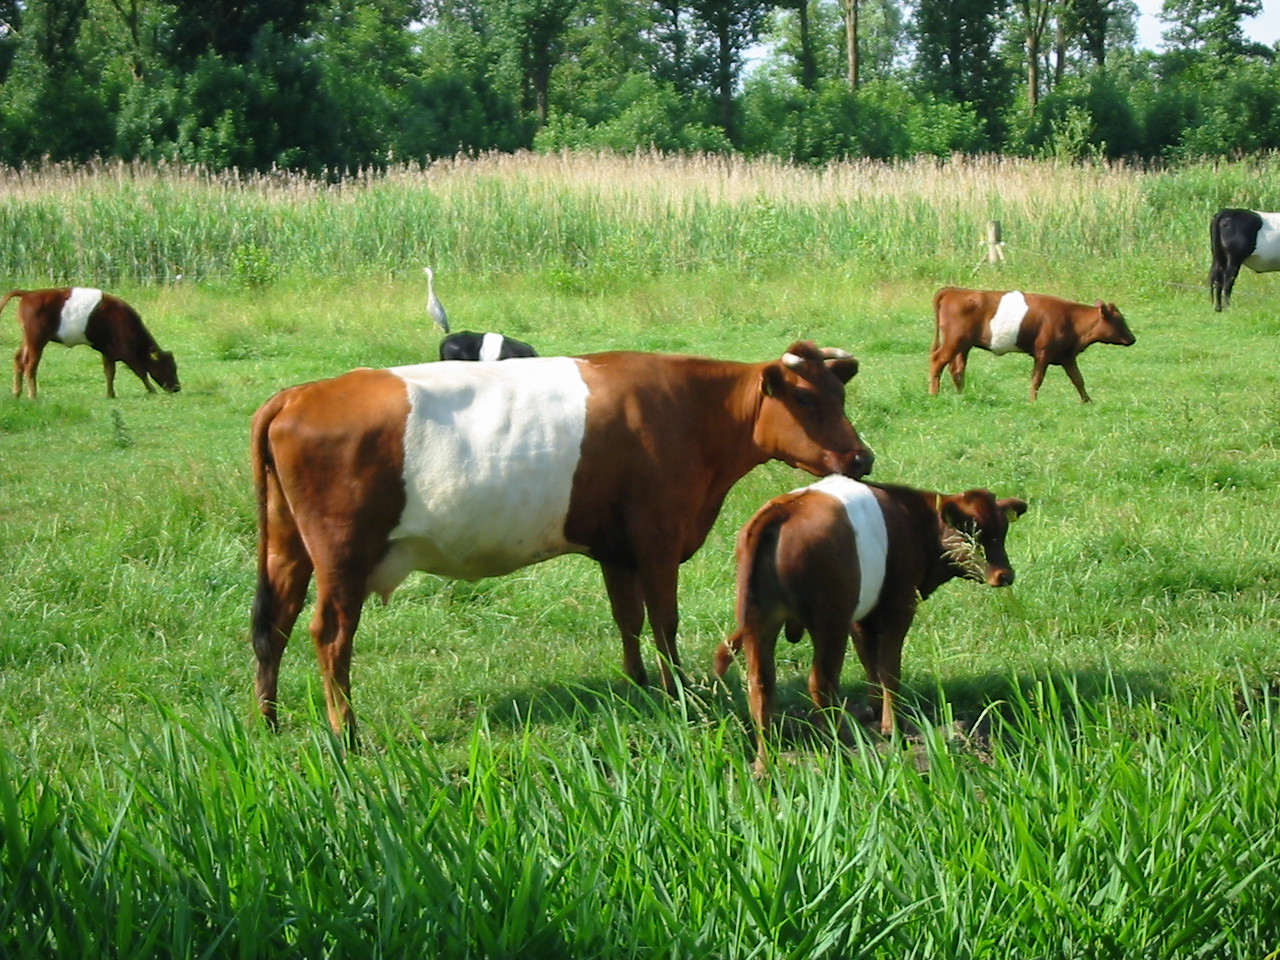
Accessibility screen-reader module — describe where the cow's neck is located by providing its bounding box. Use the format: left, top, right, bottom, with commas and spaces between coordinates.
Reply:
686, 368, 776, 526
915, 489, 960, 599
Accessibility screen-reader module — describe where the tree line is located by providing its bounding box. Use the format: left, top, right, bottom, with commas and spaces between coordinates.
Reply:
0, 0, 1275, 173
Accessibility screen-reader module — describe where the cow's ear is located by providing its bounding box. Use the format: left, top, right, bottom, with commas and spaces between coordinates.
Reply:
998, 497, 1028, 521
824, 357, 859, 384
761, 363, 786, 397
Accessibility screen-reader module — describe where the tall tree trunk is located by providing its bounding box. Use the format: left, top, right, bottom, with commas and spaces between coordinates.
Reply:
1026, 30, 1039, 108
534, 69, 550, 126
840, 0, 858, 90
1020, 0, 1053, 111
1053, 15, 1067, 86
797, 0, 816, 90
718, 24, 734, 135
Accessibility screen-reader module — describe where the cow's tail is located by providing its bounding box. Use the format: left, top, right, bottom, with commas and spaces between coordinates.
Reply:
0, 290, 27, 321
1209, 211, 1225, 309
714, 501, 789, 676
249, 389, 295, 660
931, 287, 950, 352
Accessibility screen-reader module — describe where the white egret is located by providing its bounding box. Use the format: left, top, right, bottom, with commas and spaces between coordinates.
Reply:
424, 266, 449, 333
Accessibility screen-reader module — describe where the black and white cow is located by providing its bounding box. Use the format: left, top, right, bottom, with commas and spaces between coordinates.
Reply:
438, 331, 539, 362
1210, 209, 1280, 311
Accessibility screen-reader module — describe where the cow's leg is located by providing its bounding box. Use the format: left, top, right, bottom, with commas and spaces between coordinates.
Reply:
1029, 355, 1050, 401
862, 610, 913, 736
1061, 357, 1091, 403
927, 345, 952, 395
1222, 257, 1242, 309
252, 483, 313, 730
1210, 261, 1224, 311
807, 615, 853, 746
15, 342, 41, 399
102, 356, 118, 399
713, 628, 742, 678
121, 357, 155, 394
949, 351, 968, 392
308, 570, 367, 746
741, 619, 782, 775
851, 621, 881, 723
601, 562, 648, 687
640, 557, 684, 694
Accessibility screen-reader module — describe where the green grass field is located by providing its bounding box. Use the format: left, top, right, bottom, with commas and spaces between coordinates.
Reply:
1, 156, 1279, 957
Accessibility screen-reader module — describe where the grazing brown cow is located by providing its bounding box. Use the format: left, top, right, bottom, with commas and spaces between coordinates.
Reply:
929, 287, 1135, 402
251, 342, 874, 742
714, 475, 1026, 774
3, 287, 180, 399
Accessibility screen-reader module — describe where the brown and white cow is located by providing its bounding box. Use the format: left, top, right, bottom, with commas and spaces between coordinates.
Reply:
3, 287, 180, 399
250, 341, 874, 741
929, 287, 1135, 403
713, 475, 1026, 774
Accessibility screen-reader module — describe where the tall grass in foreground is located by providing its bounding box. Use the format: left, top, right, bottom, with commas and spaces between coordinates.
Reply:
4, 153, 1280, 285
2, 681, 1277, 959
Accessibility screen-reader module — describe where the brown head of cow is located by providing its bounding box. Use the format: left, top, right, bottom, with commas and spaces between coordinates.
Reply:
250, 341, 872, 744
755, 343, 872, 479
1093, 301, 1136, 348
936, 490, 1029, 589
145, 347, 181, 394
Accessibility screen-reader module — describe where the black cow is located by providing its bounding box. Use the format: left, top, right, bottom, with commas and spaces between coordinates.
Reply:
438, 331, 539, 362
1210, 208, 1280, 311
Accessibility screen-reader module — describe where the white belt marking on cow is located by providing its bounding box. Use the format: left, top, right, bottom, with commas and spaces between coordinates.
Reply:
1245, 212, 1280, 273
988, 291, 1028, 355
368, 356, 591, 594
56, 288, 103, 347
479, 332, 505, 362
801, 475, 888, 621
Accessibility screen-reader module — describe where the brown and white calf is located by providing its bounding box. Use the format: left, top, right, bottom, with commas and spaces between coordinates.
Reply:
929, 287, 1135, 402
3, 287, 180, 399
251, 342, 874, 742
713, 475, 1026, 773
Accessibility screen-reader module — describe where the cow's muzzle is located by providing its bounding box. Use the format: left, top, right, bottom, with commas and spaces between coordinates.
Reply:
987, 567, 1015, 587
830, 447, 874, 479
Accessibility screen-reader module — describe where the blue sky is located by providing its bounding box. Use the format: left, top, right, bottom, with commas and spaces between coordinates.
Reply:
1133, 0, 1280, 49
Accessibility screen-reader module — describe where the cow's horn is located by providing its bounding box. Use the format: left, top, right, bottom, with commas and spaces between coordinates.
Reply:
818, 347, 852, 360
781, 352, 806, 370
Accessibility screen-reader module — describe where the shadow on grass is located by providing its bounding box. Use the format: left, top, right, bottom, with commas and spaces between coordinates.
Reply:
457, 660, 1277, 771
481, 661, 1208, 748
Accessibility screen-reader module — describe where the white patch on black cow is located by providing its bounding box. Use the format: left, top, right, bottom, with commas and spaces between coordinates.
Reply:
801, 475, 888, 620
56, 288, 103, 347
367, 357, 591, 595
987, 291, 1028, 355
479, 333, 505, 362
1244, 212, 1280, 272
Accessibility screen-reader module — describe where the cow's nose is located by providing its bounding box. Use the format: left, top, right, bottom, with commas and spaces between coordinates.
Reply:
989, 568, 1014, 587
842, 448, 874, 479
